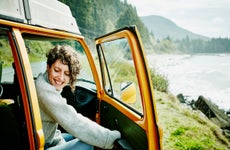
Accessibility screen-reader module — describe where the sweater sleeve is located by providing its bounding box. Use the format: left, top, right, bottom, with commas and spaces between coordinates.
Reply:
35, 74, 121, 149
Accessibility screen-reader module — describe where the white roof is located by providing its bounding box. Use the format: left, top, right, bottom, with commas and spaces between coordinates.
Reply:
0, 0, 81, 34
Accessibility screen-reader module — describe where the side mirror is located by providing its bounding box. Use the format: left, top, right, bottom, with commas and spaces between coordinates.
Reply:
120, 82, 137, 104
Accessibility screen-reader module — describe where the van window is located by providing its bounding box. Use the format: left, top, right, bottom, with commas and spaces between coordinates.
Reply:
0, 27, 30, 149
0, 32, 14, 83
22, 36, 95, 87
98, 38, 143, 114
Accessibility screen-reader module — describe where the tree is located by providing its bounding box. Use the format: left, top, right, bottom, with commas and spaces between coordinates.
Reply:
116, 4, 150, 46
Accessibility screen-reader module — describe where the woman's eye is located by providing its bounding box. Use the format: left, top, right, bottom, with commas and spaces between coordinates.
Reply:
65, 72, 70, 76
54, 69, 60, 72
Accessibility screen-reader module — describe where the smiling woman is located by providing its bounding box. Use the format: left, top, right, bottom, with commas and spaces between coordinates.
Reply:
34, 44, 121, 149
47, 59, 71, 91
46, 45, 81, 91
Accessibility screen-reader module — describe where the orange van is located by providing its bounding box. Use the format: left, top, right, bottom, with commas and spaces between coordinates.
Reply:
0, 0, 162, 149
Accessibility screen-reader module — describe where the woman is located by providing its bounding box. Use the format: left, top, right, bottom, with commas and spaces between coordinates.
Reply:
35, 45, 121, 149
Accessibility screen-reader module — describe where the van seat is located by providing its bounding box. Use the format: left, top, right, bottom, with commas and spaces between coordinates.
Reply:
0, 99, 21, 149
0, 99, 14, 105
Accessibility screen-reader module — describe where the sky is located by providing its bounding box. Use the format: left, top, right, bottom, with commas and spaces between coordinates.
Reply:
126, 0, 230, 38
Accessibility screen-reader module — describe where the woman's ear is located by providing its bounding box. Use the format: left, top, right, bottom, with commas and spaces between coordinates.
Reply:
46, 65, 50, 70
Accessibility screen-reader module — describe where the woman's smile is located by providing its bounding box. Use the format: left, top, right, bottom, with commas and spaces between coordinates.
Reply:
47, 59, 70, 91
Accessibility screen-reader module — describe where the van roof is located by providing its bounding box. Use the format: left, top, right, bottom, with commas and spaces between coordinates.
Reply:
0, 0, 81, 35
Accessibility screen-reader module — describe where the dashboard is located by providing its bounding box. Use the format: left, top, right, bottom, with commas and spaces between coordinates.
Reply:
61, 83, 98, 121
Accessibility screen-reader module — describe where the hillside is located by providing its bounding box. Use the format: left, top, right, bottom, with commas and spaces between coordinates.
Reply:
141, 15, 209, 41
155, 91, 230, 150
155, 91, 230, 149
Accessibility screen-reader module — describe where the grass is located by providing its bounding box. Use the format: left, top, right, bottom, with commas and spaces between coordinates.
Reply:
155, 91, 230, 150
111, 61, 230, 149
2, 38, 229, 149
150, 69, 169, 92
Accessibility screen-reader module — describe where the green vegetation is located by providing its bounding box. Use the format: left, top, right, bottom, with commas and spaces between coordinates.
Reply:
2, 1, 229, 149
110, 61, 136, 83
112, 60, 230, 149
155, 91, 230, 150
156, 36, 230, 54
108, 59, 169, 93
0, 38, 53, 66
150, 69, 169, 92
149, 66, 229, 149
0, 38, 13, 67
0, 38, 83, 65
59, 0, 230, 54
26, 40, 53, 62
59, 0, 151, 49
107, 58, 230, 149
3, 35, 227, 149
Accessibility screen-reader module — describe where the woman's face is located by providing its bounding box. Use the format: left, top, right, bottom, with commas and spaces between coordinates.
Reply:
47, 59, 70, 91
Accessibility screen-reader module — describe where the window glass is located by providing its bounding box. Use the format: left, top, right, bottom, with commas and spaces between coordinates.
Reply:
0, 28, 30, 149
0, 31, 14, 83
98, 38, 143, 114
22, 36, 95, 89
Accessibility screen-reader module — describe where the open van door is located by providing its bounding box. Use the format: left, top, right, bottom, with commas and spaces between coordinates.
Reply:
95, 26, 162, 150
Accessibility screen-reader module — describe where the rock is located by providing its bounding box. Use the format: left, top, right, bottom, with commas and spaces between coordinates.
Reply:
177, 93, 186, 103
194, 95, 230, 129
223, 129, 230, 138
177, 93, 196, 109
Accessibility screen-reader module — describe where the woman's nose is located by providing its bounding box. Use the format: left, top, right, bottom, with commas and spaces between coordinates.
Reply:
58, 72, 65, 81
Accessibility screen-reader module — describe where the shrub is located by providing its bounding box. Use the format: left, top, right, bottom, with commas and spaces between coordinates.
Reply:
150, 69, 169, 92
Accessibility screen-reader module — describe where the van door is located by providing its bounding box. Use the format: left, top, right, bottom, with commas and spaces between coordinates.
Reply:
95, 26, 162, 150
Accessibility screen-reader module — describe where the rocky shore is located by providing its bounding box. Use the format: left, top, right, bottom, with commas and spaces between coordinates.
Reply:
155, 91, 230, 149
177, 94, 230, 138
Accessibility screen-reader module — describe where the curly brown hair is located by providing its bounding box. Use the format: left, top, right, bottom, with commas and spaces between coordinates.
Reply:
46, 45, 81, 90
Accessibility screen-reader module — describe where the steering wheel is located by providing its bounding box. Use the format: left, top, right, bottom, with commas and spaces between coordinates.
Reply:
0, 84, 3, 97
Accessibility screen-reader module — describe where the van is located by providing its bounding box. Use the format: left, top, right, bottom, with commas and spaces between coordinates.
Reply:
0, 0, 162, 149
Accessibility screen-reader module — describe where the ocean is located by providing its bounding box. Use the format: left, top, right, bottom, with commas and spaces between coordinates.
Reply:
147, 53, 230, 111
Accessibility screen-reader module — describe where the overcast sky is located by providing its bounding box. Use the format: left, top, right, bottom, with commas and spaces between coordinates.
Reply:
126, 0, 230, 38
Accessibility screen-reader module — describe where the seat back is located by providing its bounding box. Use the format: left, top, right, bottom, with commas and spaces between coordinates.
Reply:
0, 62, 27, 149
0, 100, 22, 149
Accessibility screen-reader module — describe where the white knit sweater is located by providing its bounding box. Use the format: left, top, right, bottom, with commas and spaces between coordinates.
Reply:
35, 72, 121, 149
